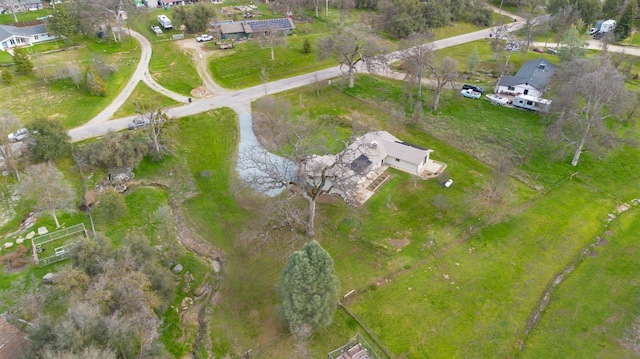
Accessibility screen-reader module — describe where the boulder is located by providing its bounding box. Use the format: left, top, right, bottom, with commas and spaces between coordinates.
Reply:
172, 263, 183, 274
43, 272, 57, 284
25, 231, 36, 240
2, 242, 13, 249
212, 260, 221, 274
15, 237, 24, 244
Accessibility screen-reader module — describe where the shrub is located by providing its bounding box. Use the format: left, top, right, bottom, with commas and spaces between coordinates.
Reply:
0, 245, 30, 269
2, 69, 14, 84
85, 68, 107, 96
302, 39, 312, 54
94, 189, 128, 223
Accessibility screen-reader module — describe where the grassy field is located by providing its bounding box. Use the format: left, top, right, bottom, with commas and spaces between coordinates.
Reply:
0, 9, 51, 25
113, 81, 180, 118
148, 41, 202, 96
0, 39, 140, 128
520, 205, 640, 358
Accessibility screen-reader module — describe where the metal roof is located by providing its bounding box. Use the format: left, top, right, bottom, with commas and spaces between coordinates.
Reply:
498, 58, 556, 91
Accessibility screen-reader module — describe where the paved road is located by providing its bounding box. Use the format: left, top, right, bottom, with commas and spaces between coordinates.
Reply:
70, 8, 636, 142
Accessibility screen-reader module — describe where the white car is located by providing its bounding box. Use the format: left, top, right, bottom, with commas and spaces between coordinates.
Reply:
589, 27, 598, 35
8, 128, 28, 142
196, 34, 213, 42
151, 26, 163, 35
128, 118, 149, 130
461, 89, 481, 99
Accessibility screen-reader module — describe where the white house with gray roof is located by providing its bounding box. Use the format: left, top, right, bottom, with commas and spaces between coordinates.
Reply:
305, 131, 444, 204
494, 58, 556, 98
0, 22, 56, 51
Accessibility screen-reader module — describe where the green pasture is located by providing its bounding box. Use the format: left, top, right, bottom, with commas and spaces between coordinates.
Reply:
113, 81, 180, 118
521, 206, 640, 358
0, 8, 51, 25
0, 40, 140, 128
148, 41, 202, 96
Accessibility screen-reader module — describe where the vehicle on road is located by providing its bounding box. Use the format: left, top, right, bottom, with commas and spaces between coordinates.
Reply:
196, 34, 213, 42
462, 84, 485, 93
128, 118, 149, 130
8, 128, 28, 142
589, 27, 598, 35
593, 32, 604, 40
505, 42, 521, 51
461, 89, 481, 99
532, 47, 544, 53
151, 26, 163, 35
243, 12, 253, 18
546, 48, 558, 55
485, 94, 509, 106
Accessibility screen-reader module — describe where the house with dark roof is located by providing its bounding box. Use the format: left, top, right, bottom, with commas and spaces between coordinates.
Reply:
0, 21, 57, 51
304, 131, 445, 205
219, 18, 294, 40
494, 58, 556, 98
0, 316, 29, 359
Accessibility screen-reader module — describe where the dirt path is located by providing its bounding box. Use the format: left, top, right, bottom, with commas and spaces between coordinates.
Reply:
175, 39, 229, 97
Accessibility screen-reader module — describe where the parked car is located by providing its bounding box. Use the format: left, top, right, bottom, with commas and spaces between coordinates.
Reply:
461, 89, 481, 99
532, 47, 544, 53
589, 27, 598, 35
7, 128, 28, 142
128, 118, 148, 130
593, 32, 604, 40
151, 26, 163, 35
546, 47, 558, 55
196, 34, 213, 42
462, 84, 485, 93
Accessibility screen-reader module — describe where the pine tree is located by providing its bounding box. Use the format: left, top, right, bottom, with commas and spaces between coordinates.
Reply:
615, 0, 637, 40
13, 47, 33, 74
276, 240, 340, 339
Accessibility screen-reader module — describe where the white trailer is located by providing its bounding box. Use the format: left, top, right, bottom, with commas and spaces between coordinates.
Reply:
158, 14, 173, 30
600, 19, 616, 33
512, 95, 551, 113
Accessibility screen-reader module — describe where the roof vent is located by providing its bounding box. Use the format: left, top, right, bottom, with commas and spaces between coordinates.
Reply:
370, 141, 378, 148
538, 62, 546, 70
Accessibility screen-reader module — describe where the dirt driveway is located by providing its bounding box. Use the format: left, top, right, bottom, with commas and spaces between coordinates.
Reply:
174, 39, 229, 97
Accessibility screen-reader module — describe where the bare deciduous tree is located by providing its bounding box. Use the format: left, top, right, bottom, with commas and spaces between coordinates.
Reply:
134, 101, 171, 157
240, 97, 367, 237
256, 30, 288, 61
549, 58, 630, 166
333, 0, 356, 26
428, 56, 459, 111
20, 162, 75, 228
0, 0, 19, 23
317, 24, 386, 88
401, 33, 435, 112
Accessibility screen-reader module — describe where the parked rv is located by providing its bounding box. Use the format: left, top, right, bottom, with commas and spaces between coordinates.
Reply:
158, 14, 173, 30
512, 95, 551, 112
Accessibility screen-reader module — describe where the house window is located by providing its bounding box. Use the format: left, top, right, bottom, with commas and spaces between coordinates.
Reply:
526, 101, 533, 106
33, 35, 39, 40
523, 89, 529, 95
507, 86, 515, 91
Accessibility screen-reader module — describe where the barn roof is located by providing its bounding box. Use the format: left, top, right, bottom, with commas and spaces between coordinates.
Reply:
220, 18, 295, 35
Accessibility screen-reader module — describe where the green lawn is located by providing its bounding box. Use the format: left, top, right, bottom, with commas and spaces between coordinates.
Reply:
0, 40, 140, 128
148, 41, 202, 96
520, 206, 640, 358
0, 9, 51, 25
209, 34, 335, 89
113, 81, 180, 118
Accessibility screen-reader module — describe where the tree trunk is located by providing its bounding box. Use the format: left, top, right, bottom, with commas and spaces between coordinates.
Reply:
433, 88, 442, 111
52, 208, 60, 228
11, 11, 17, 23
417, 73, 423, 98
571, 129, 590, 166
306, 198, 316, 237
340, 8, 345, 26
348, 67, 355, 88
